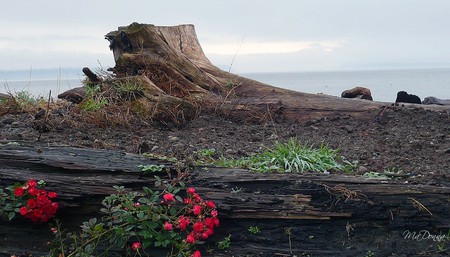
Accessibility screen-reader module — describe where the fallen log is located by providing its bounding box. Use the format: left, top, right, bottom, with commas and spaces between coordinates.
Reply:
1, 143, 448, 256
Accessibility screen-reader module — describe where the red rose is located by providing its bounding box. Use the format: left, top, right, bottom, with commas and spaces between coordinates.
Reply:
14, 187, 25, 197
213, 217, 219, 227
37, 195, 50, 208
205, 217, 214, 228
28, 187, 37, 196
186, 233, 196, 244
51, 202, 59, 211
163, 193, 175, 202
211, 210, 218, 217
193, 221, 204, 233
164, 221, 173, 231
178, 215, 190, 230
205, 201, 216, 208
27, 180, 37, 188
187, 187, 196, 195
131, 242, 141, 251
48, 192, 57, 198
193, 205, 202, 216
27, 199, 37, 209
19, 206, 29, 216
191, 250, 201, 257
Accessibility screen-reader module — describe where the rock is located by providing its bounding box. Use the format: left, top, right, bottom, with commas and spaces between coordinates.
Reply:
58, 87, 86, 104
341, 87, 373, 101
2, 118, 14, 125
395, 91, 421, 104
168, 136, 180, 142
422, 96, 450, 106
358, 166, 369, 173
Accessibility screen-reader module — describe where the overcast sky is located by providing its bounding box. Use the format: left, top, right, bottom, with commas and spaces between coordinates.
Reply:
1, 0, 450, 73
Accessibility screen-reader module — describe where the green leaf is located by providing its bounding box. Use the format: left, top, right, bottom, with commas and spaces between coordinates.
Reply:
137, 212, 145, 219
8, 211, 15, 221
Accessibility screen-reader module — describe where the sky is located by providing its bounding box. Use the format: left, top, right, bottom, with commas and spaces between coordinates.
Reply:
1, 0, 450, 74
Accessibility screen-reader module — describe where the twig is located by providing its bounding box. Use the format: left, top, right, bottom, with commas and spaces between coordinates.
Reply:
408, 197, 433, 216
373, 105, 388, 123
228, 34, 246, 72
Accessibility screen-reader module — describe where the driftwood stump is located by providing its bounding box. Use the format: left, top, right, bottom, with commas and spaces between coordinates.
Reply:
1, 143, 448, 256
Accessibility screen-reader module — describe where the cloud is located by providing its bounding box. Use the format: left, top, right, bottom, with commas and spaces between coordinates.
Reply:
0, 48, 114, 70
203, 40, 344, 55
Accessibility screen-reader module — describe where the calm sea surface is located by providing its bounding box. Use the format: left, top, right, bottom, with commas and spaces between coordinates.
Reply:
1, 68, 449, 102
243, 68, 450, 103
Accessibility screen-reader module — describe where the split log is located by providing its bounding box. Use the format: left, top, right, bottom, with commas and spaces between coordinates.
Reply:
1, 143, 448, 256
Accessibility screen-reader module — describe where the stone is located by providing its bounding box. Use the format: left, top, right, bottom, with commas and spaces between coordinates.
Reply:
422, 96, 450, 106
341, 87, 373, 101
168, 136, 180, 142
395, 91, 421, 104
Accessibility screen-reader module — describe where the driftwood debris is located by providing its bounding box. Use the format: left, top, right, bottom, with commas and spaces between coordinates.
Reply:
1, 143, 449, 256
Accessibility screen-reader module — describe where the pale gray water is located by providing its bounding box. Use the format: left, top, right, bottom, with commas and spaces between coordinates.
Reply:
1, 78, 83, 99
244, 68, 450, 102
1, 68, 449, 102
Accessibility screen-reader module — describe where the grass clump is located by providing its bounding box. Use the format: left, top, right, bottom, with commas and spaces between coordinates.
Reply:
216, 138, 354, 173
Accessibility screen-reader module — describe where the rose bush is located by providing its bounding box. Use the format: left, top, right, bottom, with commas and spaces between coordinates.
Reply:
0, 179, 58, 223
49, 176, 219, 257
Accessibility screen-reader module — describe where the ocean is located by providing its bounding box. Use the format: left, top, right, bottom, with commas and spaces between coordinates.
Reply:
1, 68, 449, 103
243, 68, 450, 103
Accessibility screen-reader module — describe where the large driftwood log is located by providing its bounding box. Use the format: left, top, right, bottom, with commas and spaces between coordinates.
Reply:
1, 143, 448, 256
102, 23, 450, 124
104, 23, 385, 123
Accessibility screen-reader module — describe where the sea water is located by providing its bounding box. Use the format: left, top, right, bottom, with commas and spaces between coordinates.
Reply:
1, 68, 449, 103
243, 68, 450, 103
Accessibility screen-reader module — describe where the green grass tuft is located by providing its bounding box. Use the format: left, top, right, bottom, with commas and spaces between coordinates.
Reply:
216, 138, 354, 173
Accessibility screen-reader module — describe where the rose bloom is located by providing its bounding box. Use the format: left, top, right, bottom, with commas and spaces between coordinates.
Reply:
131, 242, 141, 251
186, 233, 196, 244
27, 187, 37, 196
14, 187, 25, 197
205, 217, 215, 228
27, 199, 37, 209
191, 250, 201, 257
187, 187, 196, 195
27, 180, 37, 188
19, 206, 29, 216
211, 210, 218, 217
164, 221, 173, 231
193, 205, 202, 216
48, 192, 57, 198
163, 193, 175, 202
178, 215, 190, 230
36, 195, 50, 208
205, 201, 216, 208
193, 221, 204, 233
50, 227, 58, 234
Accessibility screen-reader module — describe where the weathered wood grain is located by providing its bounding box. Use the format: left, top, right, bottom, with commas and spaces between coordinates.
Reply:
0, 143, 448, 256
